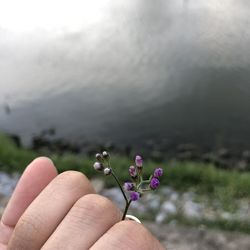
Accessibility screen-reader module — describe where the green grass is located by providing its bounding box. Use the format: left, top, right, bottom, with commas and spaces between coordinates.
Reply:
0, 133, 37, 172
166, 161, 250, 199
168, 215, 250, 234
1, 133, 250, 199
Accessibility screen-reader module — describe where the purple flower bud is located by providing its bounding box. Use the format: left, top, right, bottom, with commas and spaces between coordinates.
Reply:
123, 182, 134, 191
129, 166, 137, 178
130, 191, 140, 201
93, 162, 104, 171
154, 168, 163, 178
150, 177, 160, 190
104, 167, 112, 175
95, 153, 103, 162
135, 155, 143, 167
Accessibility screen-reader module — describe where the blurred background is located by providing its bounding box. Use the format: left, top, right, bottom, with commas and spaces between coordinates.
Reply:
1, 0, 250, 249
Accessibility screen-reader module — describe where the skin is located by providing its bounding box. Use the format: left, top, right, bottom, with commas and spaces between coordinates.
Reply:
0, 157, 165, 250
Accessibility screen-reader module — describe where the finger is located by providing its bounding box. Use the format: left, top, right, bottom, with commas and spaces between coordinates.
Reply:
8, 171, 95, 250
90, 221, 165, 250
0, 157, 58, 246
42, 194, 121, 250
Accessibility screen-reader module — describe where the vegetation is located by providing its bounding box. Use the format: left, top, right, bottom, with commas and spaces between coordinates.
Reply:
1, 133, 250, 232
1, 133, 250, 199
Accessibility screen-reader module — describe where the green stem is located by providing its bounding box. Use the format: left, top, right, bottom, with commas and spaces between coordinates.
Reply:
111, 172, 128, 204
107, 160, 131, 221
122, 199, 132, 220
137, 180, 150, 189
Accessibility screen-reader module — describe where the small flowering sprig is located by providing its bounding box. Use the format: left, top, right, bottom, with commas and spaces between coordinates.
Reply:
93, 151, 163, 221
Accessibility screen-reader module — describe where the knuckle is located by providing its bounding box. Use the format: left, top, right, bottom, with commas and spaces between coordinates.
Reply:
57, 170, 87, 183
75, 194, 114, 213
111, 221, 154, 249
55, 171, 93, 192
9, 216, 42, 250
73, 194, 120, 221
117, 220, 148, 236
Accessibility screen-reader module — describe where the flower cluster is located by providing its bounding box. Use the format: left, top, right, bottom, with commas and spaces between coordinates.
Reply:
124, 155, 163, 201
93, 151, 163, 220
93, 151, 112, 175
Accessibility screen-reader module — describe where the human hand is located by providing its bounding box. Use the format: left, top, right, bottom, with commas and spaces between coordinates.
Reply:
0, 157, 165, 249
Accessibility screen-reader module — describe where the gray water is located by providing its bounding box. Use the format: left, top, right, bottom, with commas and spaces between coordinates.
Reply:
1, 0, 250, 150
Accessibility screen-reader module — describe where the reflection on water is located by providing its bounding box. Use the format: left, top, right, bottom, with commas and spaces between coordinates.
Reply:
0, 0, 250, 149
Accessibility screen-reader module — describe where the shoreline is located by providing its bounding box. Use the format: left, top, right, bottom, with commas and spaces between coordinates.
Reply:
6, 132, 250, 171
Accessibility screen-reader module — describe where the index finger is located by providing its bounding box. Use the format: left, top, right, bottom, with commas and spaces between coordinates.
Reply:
0, 157, 58, 245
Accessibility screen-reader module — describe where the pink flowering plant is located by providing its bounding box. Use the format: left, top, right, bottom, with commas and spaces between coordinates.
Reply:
93, 151, 163, 221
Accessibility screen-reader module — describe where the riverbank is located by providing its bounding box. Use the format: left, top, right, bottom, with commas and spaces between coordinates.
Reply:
1, 133, 250, 234
8, 131, 250, 171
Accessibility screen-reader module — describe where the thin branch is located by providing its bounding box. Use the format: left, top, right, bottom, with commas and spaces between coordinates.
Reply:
111, 172, 128, 204
122, 199, 132, 220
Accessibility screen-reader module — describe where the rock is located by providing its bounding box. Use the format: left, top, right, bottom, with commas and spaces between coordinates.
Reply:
242, 150, 250, 162
0, 172, 19, 197
183, 201, 203, 219
221, 212, 233, 220
101, 188, 124, 208
155, 211, 167, 224
182, 191, 195, 201
129, 201, 147, 214
201, 151, 234, 169
90, 178, 105, 193
0, 194, 9, 218
161, 201, 177, 215
202, 152, 216, 163
176, 144, 200, 160
150, 151, 164, 162
146, 222, 250, 250
124, 145, 132, 156
160, 187, 175, 196
8, 134, 21, 147
155, 201, 177, 224
236, 201, 250, 219
235, 160, 248, 171
177, 144, 198, 153
177, 143, 199, 160
169, 191, 179, 202
143, 193, 161, 210
103, 142, 115, 151
177, 151, 199, 161
148, 199, 161, 210
217, 148, 231, 159
213, 157, 231, 169
204, 233, 227, 248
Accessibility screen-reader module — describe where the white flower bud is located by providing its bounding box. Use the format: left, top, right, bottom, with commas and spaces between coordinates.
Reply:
104, 167, 112, 175
95, 153, 103, 161
102, 151, 110, 159
93, 162, 104, 171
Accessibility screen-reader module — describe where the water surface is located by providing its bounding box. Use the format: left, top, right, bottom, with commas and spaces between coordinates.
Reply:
0, 0, 250, 150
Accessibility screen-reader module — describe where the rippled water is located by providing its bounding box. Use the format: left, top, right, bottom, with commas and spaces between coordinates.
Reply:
0, 0, 250, 150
